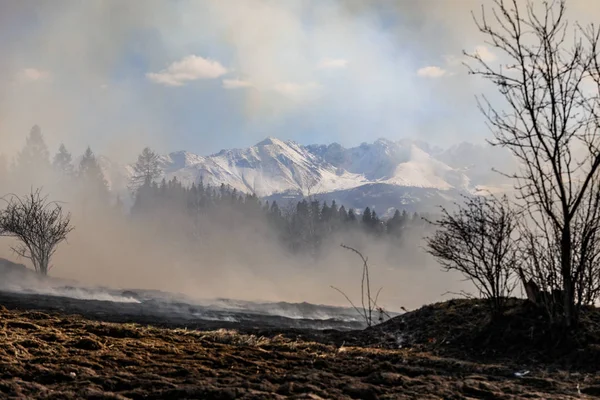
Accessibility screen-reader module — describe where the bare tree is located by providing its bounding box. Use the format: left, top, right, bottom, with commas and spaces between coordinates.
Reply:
467, 0, 600, 326
0, 189, 74, 276
517, 172, 600, 322
331, 244, 387, 327
425, 195, 519, 315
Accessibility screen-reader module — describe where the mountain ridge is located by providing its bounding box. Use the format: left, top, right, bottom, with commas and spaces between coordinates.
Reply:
99, 137, 515, 213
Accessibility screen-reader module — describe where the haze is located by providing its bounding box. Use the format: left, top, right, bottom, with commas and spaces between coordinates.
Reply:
8, 0, 598, 310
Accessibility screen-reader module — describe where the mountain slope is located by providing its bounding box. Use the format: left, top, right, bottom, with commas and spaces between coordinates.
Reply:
157, 137, 367, 196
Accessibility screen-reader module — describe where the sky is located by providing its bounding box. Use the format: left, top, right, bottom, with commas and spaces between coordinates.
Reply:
0, 0, 598, 162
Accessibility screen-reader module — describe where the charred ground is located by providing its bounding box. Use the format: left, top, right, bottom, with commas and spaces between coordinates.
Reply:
1, 294, 600, 399
348, 299, 600, 371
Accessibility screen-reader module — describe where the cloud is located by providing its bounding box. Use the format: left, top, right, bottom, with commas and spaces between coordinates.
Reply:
317, 58, 348, 69
273, 82, 321, 101
147, 55, 227, 87
222, 79, 253, 89
444, 45, 495, 69
444, 55, 462, 67
474, 45, 496, 63
417, 66, 447, 78
20, 68, 51, 82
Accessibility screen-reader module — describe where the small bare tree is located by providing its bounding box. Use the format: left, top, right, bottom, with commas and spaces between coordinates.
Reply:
425, 195, 519, 315
331, 244, 388, 327
0, 189, 74, 276
467, 0, 600, 326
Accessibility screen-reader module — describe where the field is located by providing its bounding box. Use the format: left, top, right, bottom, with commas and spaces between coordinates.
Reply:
1, 292, 599, 399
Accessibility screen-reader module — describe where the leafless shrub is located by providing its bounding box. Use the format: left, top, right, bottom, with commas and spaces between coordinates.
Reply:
0, 189, 74, 275
331, 244, 389, 327
425, 195, 519, 315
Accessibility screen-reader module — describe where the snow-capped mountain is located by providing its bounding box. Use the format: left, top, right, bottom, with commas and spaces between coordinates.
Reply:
156, 137, 366, 196
104, 137, 515, 213
306, 139, 471, 190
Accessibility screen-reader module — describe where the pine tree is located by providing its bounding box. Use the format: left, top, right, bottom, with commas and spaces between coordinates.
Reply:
16, 125, 50, 174
370, 210, 382, 234
53, 144, 74, 176
79, 146, 109, 203
270, 201, 281, 218
321, 201, 331, 222
339, 205, 348, 221
387, 209, 402, 236
310, 199, 321, 223
330, 200, 338, 215
130, 147, 161, 193
362, 207, 372, 226
348, 209, 357, 222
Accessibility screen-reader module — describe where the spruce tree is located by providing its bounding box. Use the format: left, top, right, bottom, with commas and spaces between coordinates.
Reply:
53, 144, 74, 176
362, 207, 372, 226
330, 200, 338, 213
339, 205, 348, 221
16, 125, 50, 176
79, 146, 109, 203
371, 210, 381, 234
387, 209, 402, 236
270, 201, 281, 218
348, 209, 357, 223
321, 201, 331, 222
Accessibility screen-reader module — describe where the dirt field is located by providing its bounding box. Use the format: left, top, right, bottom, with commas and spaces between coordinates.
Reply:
1, 304, 599, 399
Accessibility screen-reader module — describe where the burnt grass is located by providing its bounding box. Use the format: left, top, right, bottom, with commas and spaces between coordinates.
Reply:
1, 298, 600, 399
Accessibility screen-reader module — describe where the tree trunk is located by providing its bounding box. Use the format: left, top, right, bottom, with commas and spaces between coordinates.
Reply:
561, 226, 575, 327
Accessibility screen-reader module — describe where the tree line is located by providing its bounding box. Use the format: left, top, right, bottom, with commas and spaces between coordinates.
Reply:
129, 156, 427, 256
0, 125, 111, 208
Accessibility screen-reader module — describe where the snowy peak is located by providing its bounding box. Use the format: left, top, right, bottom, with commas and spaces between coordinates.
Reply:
255, 136, 286, 147
160, 151, 206, 172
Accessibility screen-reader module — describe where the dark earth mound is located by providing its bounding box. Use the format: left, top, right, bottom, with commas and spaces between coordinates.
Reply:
345, 298, 600, 373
